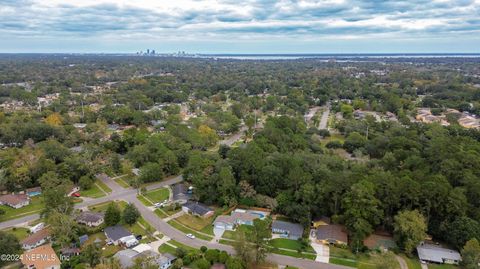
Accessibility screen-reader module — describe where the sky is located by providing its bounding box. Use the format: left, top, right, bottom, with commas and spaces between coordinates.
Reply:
0, 0, 479, 53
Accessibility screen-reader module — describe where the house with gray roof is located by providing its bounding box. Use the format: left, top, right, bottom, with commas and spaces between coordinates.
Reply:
182, 201, 213, 218
172, 183, 190, 204
417, 243, 461, 264
104, 225, 132, 245
272, 220, 304, 240
77, 211, 104, 227
114, 249, 139, 268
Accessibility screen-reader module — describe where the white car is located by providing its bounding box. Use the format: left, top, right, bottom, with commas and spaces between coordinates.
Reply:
186, 233, 196, 239
154, 203, 162, 208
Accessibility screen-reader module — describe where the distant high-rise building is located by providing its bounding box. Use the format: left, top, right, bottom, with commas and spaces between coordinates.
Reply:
151, 50, 155, 55
146, 49, 150, 54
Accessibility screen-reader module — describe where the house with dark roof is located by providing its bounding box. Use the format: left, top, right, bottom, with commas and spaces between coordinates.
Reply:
172, 183, 190, 204
182, 201, 213, 218
22, 228, 51, 250
0, 194, 30, 208
79, 234, 89, 245
316, 224, 348, 246
104, 225, 133, 245
272, 220, 304, 240
417, 243, 461, 264
77, 211, 104, 227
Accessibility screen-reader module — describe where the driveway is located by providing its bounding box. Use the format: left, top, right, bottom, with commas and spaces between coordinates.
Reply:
311, 242, 330, 263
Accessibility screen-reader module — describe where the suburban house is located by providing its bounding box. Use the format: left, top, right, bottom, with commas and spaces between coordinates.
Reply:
22, 228, 51, 250
60, 247, 81, 258
316, 224, 348, 245
417, 243, 462, 264
271, 220, 304, 240
105, 225, 137, 246
21, 245, 61, 269
115, 246, 176, 269
172, 183, 190, 204
182, 201, 214, 218
26, 187, 42, 197
0, 193, 30, 208
114, 249, 139, 268
77, 211, 105, 227
213, 210, 262, 231
67, 186, 80, 196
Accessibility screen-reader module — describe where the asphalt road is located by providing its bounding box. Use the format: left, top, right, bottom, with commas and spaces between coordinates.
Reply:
319, 104, 330, 130
219, 126, 248, 146
0, 174, 348, 269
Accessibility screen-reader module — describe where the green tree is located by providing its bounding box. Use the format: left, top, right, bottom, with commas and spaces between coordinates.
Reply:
47, 210, 78, 247
393, 210, 427, 254
82, 243, 101, 267
105, 203, 121, 226
342, 180, 382, 251
123, 203, 140, 225
461, 238, 480, 269
139, 162, 164, 183
343, 131, 366, 153
0, 231, 21, 267
341, 104, 354, 118
225, 257, 245, 269
247, 218, 272, 263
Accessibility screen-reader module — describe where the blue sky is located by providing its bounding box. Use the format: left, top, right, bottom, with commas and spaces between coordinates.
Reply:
0, 0, 479, 53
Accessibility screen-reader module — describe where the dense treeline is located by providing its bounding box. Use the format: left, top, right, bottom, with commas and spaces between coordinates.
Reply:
186, 115, 480, 251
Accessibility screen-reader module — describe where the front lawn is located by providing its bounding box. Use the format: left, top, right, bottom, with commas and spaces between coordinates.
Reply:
137, 195, 153, 206
81, 181, 107, 198
269, 238, 315, 253
222, 225, 254, 240
269, 248, 316, 260
168, 239, 199, 252
143, 188, 169, 203
158, 243, 177, 255
167, 220, 213, 241
175, 213, 213, 231
400, 255, 422, 269
0, 196, 44, 222
88, 200, 128, 212
114, 177, 130, 188
2, 227, 30, 241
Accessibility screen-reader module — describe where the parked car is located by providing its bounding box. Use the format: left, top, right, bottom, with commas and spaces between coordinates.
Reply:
71, 192, 81, 197
186, 233, 196, 239
154, 202, 162, 208
135, 235, 142, 240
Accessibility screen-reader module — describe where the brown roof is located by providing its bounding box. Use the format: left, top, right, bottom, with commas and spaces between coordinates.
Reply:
21, 244, 60, 269
22, 228, 50, 246
0, 194, 29, 205
316, 224, 348, 243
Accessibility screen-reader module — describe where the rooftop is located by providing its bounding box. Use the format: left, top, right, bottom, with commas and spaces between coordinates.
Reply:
0, 193, 29, 205
21, 245, 60, 269
183, 201, 212, 216
77, 211, 104, 223
316, 224, 348, 243
272, 220, 304, 238
417, 243, 461, 263
105, 225, 132, 241
22, 228, 50, 246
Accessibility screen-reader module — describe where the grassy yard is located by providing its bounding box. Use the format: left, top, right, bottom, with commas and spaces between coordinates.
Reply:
158, 243, 177, 255
269, 248, 316, 260
114, 177, 130, 188
168, 239, 199, 252
2, 227, 30, 241
137, 195, 153, 206
222, 225, 254, 240
269, 238, 315, 253
143, 188, 169, 203
400, 255, 422, 269
200, 224, 214, 235
175, 213, 213, 231
88, 200, 128, 212
330, 257, 357, 267
81, 184, 104, 198
154, 209, 168, 218
167, 220, 213, 241
329, 246, 394, 269
0, 196, 44, 222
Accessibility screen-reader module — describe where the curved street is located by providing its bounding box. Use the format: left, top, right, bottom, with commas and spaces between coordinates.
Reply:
0, 174, 348, 269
